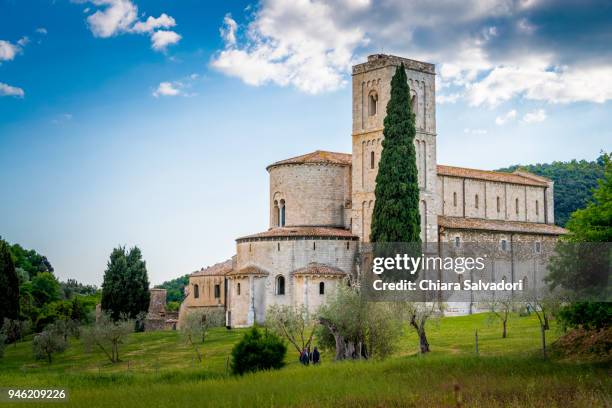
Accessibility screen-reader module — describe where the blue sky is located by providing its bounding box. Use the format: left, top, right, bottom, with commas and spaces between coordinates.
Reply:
1, 0, 610, 285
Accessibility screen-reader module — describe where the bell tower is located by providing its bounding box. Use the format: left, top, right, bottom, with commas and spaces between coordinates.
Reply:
350, 54, 439, 243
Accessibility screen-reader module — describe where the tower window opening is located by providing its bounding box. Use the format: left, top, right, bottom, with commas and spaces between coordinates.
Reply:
536, 200, 539, 216
454, 236, 460, 248
368, 92, 378, 116
370, 151, 375, 169
280, 199, 286, 227
276, 275, 285, 295
346, 242, 350, 250
193, 284, 199, 299
501, 239, 507, 251
453, 192, 457, 207
214, 284, 221, 299
496, 196, 501, 213
475, 194, 479, 209
319, 282, 325, 295
277, 242, 280, 251
313, 242, 316, 250
237, 282, 241, 296
515, 198, 519, 215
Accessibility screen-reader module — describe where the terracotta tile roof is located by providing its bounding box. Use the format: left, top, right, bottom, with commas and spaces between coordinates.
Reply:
190, 259, 233, 276
438, 216, 567, 235
437, 165, 549, 187
267, 150, 351, 170
237, 226, 358, 241
292, 262, 347, 277
227, 265, 270, 277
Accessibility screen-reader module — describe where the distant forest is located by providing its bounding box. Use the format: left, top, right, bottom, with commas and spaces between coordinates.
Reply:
155, 274, 189, 303
497, 153, 607, 226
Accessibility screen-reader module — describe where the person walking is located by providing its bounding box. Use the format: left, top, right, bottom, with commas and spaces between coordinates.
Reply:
312, 347, 320, 365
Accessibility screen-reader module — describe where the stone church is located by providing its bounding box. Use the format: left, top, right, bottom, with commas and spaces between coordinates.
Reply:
178, 54, 565, 328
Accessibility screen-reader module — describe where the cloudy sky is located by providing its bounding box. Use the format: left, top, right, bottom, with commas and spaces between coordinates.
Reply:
1, 0, 610, 285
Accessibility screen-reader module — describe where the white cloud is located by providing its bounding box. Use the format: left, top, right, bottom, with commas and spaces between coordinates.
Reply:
521, 108, 546, 123
131, 13, 176, 33
209, 0, 612, 107
495, 109, 517, 125
463, 127, 488, 135
36, 27, 48, 35
467, 63, 612, 106
17, 37, 30, 47
79, 1, 181, 52
437, 93, 462, 104
220, 14, 237, 46
52, 113, 74, 124
153, 81, 181, 97
86, 0, 138, 38
150, 30, 181, 52
0, 82, 25, 97
0, 40, 20, 61
211, 0, 367, 94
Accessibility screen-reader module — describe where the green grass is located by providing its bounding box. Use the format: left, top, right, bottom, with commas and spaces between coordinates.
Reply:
0, 314, 609, 407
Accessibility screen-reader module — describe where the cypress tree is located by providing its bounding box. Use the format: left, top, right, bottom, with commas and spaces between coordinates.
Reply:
101, 246, 150, 320
0, 239, 19, 327
370, 64, 421, 244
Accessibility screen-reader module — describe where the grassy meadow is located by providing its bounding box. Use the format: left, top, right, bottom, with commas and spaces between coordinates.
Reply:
0, 313, 609, 407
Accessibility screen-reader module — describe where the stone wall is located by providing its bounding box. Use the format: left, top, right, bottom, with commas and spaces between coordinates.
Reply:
269, 163, 351, 228
228, 238, 358, 327
437, 176, 549, 224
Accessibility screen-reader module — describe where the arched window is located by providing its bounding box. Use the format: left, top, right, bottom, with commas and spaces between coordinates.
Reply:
273, 200, 279, 226
370, 151, 375, 169
193, 284, 199, 299
237, 282, 241, 296
280, 199, 286, 226
501, 239, 507, 251
214, 284, 221, 298
475, 194, 479, 209
319, 282, 325, 295
453, 192, 457, 207
368, 92, 377, 116
411, 92, 417, 115
496, 196, 501, 213
276, 275, 285, 295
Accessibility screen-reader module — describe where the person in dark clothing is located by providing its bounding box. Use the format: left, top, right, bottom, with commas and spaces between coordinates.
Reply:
300, 348, 309, 365
312, 347, 320, 364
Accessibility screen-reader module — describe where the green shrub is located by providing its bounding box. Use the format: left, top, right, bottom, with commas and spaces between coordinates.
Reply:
558, 302, 612, 330
230, 327, 286, 375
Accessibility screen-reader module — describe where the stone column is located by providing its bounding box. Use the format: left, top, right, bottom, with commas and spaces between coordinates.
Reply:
247, 276, 255, 326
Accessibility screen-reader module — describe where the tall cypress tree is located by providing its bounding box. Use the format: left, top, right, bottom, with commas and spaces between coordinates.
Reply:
0, 239, 19, 327
101, 246, 150, 320
370, 64, 421, 243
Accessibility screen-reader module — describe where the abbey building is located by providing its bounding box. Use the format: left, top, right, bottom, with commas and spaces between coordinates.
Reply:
178, 54, 565, 327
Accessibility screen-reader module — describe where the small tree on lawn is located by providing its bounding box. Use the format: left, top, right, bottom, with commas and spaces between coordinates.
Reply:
230, 327, 287, 375
400, 302, 439, 354
32, 323, 68, 364
180, 309, 224, 363
1, 318, 30, 347
487, 294, 514, 338
82, 312, 133, 364
523, 288, 563, 358
266, 304, 316, 356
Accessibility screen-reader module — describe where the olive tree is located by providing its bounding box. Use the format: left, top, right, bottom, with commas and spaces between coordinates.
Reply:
180, 309, 224, 363
81, 312, 133, 363
32, 323, 68, 364
266, 304, 315, 356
